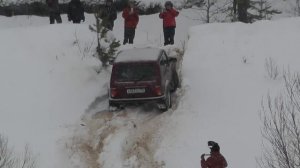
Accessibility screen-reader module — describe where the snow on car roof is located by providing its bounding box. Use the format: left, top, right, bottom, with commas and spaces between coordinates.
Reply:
115, 48, 163, 63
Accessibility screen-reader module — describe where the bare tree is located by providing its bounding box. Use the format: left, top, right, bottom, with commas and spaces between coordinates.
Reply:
287, 0, 300, 16
264, 57, 279, 80
275, 0, 300, 17
259, 70, 300, 168
293, 0, 300, 16
0, 135, 15, 168
191, 0, 232, 23
182, 0, 205, 8
18, 145, 36, 168
297, 0, 300, 16
0, 135, 36, 168
202, 0, 215, 23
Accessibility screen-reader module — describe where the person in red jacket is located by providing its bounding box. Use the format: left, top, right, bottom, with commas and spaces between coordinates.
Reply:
122, 1, 139, 44
201, 141, 228, 168
159, 1, 179, 46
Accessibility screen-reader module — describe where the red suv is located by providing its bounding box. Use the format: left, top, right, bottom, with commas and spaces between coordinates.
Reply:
109, 48, 179, 111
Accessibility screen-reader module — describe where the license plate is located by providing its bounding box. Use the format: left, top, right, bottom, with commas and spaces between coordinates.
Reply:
127, 88, 145, 94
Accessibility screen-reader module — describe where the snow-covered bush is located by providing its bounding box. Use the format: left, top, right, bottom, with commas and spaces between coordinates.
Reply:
89, 11, 120, 68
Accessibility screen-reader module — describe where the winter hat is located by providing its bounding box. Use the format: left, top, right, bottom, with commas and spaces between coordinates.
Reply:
165, 1, 173, 8
208, 141, 220, 152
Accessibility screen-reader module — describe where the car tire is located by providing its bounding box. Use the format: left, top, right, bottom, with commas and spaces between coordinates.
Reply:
170, 71, 179, 92
109, 101, 120, 112
160, 89, 172, 112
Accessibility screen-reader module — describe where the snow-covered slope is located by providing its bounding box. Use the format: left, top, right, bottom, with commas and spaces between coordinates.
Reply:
1, 5, 300, 168
0, 23, 104, 167
156, 18, 300, 167
0, 10, 199, 168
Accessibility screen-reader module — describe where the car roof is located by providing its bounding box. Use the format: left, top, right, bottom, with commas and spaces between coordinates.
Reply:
114, 48, 163, 63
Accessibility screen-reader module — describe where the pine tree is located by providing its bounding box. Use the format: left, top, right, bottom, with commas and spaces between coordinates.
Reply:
233, 0, 280, 23
89, 10, 120, 68
233, 0, 250, 23
248, 0, 281, 22
187, 0, 232, 23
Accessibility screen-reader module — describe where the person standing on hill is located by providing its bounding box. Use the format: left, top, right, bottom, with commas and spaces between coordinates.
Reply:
122, 1, 139, 45
159, 1, 179, 46
68, 0, 85, 24
100, 0, 117, 30
201, 141, 228, 168
46, 0, 62, 24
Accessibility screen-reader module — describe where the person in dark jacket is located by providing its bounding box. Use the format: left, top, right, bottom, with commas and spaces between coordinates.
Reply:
100, 0, 117, 30
122, 1, 139, 44
159, 1, 179, 46
201, 141, 228, 168
68, 0, 85, 24
46, 0, 62, 24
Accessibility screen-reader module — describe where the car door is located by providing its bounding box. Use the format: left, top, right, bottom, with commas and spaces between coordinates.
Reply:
159, 52, 171, 92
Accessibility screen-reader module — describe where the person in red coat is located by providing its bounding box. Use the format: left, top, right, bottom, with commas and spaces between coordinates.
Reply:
201, 141, 228, 168
159, 1, 179, 46
122, 1, 139, 44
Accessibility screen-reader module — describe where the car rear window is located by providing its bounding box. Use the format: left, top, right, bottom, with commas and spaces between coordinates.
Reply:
113, 63, 157, 82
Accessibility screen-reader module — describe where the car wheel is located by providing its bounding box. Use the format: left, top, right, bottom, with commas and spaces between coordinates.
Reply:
160, 89, 172, 112
109, 101, 120, 112
170, 71, 179, 92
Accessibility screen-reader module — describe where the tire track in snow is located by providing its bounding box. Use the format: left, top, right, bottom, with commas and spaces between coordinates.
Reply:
66, 47, 184, 168
84, 108, 165, 168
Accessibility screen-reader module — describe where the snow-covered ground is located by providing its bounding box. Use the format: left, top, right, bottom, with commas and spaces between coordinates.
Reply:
0, 10, 199, 168
160, 18, 300, 167
1, 6, 300, 168
0, 17, 102, 168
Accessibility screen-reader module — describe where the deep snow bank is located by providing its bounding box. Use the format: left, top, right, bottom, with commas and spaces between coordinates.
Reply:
154, 17, 300, 168
0, 23, 105, 168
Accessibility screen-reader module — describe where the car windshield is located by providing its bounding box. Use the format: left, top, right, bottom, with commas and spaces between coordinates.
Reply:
114, 63, 156, 82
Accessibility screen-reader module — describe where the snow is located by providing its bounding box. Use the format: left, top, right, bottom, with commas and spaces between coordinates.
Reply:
0, 17, 103, 167
1, 4, 300, 168
115, 48, 162, 63
158, 18, 300, 168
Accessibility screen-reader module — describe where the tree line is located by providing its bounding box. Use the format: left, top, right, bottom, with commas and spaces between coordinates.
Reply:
2, 0, 299, 23
0, 0, 162, 17
185, 0, 283, 23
